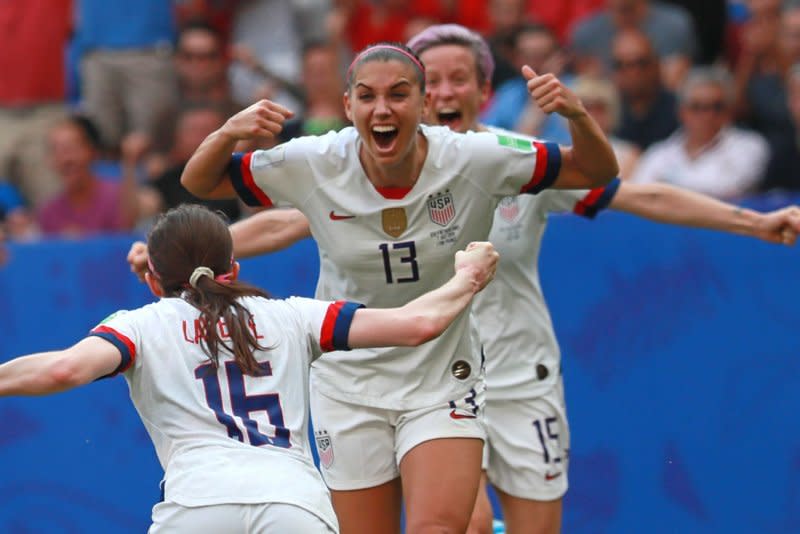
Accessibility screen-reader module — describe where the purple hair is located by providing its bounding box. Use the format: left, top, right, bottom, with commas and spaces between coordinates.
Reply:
407, 24, 495, 85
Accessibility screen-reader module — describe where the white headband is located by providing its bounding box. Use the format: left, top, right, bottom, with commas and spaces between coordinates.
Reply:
188, 266, 215, 288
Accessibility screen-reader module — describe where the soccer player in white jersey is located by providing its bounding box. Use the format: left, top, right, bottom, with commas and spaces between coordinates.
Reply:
0, 204, 501, 533
178, 41, 618, 533
128, 27, 800, 534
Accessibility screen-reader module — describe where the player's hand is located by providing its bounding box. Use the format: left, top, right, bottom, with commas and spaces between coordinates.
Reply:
127, 241, 149, 282
756, 205, 800, 245
522, 65, 585, 119
220, 99, 294, 142
455, 242, 499, 292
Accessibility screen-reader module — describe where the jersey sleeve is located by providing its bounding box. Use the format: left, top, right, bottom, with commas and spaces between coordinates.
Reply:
463, 131, 561, 197
87, 310, 140, 378
286, 297, 365, 361
539, 177, 620, 218
227, 135, 318, 208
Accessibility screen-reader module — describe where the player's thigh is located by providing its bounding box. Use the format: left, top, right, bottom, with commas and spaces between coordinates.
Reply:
396, 388, 487, 533
149, 501, 245, 534
310, 389, 403, 533
485, 386, 570, 503
466, 471, 494, 534
495, 488, 562, 534
251, 502, 338, 533
330, 479, 403, 534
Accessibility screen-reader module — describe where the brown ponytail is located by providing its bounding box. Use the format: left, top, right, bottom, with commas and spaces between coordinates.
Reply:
147, 204, 271, 375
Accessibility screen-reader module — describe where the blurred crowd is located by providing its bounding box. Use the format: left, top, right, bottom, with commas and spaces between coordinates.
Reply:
1, 0, 799, 254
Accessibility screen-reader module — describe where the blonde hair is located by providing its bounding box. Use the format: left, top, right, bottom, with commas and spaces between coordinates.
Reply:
573, 76, 621, 132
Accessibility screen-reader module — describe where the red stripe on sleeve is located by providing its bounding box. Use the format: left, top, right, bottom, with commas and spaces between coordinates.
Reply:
521, 141, 548, 193
241, 152, 274, 208
91, 325, 137, 371
573, 187, 605, 215
320, 301, 345, 352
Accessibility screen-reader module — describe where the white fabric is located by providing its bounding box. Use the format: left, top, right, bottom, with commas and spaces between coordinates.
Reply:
630, 126, 769, 200
485, 377, 570, 501
149, 501, 336, 533
93, 296, 354, 532
309, 376, 487, 490
240, 124, 557, 409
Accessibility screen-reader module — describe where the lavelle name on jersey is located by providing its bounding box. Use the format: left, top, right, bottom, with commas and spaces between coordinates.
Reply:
181, 318, 265, 345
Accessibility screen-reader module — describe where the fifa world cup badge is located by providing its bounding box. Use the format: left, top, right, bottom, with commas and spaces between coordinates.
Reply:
315, 430, 335, 469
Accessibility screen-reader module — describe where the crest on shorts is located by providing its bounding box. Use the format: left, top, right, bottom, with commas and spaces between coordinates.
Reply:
382, 207, 407, 237
315, 430, 334, 469
498, 197, 519, 222
427, 190, 456, 226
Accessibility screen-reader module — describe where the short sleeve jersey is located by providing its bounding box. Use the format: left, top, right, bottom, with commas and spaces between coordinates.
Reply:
89, 296, 361, 530
473, 128, 620, 398
228, 124, 561, 409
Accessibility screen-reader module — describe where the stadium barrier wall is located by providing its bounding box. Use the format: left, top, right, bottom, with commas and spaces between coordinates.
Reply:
1, 204, 798, 533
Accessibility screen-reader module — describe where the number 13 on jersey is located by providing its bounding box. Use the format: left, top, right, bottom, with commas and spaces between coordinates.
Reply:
379, 241, 420, 283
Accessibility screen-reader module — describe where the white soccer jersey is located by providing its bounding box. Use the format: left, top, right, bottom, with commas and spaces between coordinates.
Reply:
473, 176, 620, 399
89, 296, 361, 530
229, 124, 561, 409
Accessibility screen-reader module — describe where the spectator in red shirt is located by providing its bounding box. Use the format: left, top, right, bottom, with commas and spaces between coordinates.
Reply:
38, 116, 140, 237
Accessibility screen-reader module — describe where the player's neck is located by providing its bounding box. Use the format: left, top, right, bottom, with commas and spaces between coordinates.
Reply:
361, 132, 428, 188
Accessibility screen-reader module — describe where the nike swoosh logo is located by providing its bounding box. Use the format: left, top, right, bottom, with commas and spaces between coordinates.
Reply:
545, 472, 562, 481
329, 211, 355, 220
449, 410, 477, 420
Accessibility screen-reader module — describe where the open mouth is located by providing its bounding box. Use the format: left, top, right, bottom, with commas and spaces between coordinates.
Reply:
437, 108, 462, 128
371, 125, 399, 150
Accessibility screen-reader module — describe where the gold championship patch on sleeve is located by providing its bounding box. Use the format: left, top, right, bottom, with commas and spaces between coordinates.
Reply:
495, 134, 534, 152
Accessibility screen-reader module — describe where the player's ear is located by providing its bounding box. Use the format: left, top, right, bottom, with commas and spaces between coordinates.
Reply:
144, 272, 164, 298
230, 261, 240, 281
343, 91, 353, 122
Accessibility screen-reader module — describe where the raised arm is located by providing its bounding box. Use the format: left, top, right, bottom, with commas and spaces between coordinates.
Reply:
524, 65, 619, 189
0, 337, 122, 396
610, 182, 800, 245
181, 100, 294, 199
230, 208, 312, 258
347, 242, 499, 349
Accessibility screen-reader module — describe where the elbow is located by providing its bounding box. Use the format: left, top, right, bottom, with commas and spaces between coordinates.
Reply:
406, 316, 446, 346
49, 357, 86, 390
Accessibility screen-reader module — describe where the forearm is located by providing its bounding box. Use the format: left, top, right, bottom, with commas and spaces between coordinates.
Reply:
566, 113, 619, 184
230, 209, 311, 258
347, 269, 478, 349
181, 129, 240, 199
613, 183, 760, 236
0, 351, 78, 396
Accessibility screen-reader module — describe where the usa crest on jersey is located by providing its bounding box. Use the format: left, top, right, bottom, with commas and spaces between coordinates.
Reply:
427, 190, 456, 226
315, 429, 334, 468
498, 197, 519, 222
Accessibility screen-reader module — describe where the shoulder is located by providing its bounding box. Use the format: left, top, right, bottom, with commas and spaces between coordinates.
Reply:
724, 127, 769, 152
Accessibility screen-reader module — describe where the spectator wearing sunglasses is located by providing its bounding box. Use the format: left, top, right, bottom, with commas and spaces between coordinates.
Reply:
611, 29, 680, 150
630, 66, 769, 200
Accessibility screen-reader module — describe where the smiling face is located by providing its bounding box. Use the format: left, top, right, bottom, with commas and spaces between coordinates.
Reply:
344, 58, 429, 169
419, 44, 489, 133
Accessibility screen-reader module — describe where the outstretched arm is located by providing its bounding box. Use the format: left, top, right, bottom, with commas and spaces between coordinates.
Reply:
523, 65, 619, 189
181, 100, 294, 199
347, 242, 499, 349
610, 182, 800, 245
230, 208, 312, 258
0, 337, 122, 396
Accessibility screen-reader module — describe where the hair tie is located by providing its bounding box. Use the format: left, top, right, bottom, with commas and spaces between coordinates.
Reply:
189, 266, 215, 288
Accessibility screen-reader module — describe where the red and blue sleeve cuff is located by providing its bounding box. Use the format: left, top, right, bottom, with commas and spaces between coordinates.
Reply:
89, 325, 136, 378
520, 141, 562, 195
320, 301, 365, 352
229, 152, 274, 208
573, 177, 621, 219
